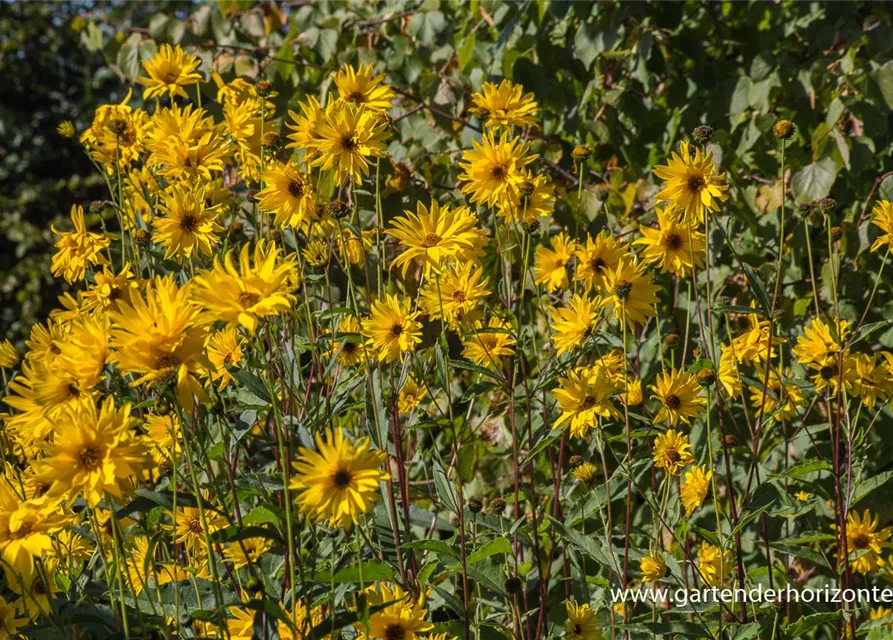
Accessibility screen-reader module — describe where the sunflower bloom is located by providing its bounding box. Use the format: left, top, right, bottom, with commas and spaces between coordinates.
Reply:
696, 542, 730, 587
552, 367, 621, 438
310, 102, 388, 185
565, 601, 603, 640
154, 185, 223, 260
386, 201, 488, 277
470, 79, 538, 129
652, 429, 695, 475
0, 340, 18, 369
419, 261, 491, 330
681, 465, 712, 517
361, 295, 423, 363
534, 232, 575, 293
205, 327, 245, 390
461, 317, 516, 367
792, 317, 848, 366
633, 204, 706, 276
549, 294, 600, 356
324, 315, 366, 367
0, 478, 69, 570
333, 62, 395, 111
574, 231, 626, 292
290, 429, 389, 528
362, 582, 433, 640
110, 275, 210, 406
36, 397, 153, 508
193, 241, 297, 333
653, 141, 729, 224
257, 162, 317, 230
458, 131, 537, 208
870, 200, 893, 252
599, 258, 660, 329
833, 509, 892, 575
650, 368, 707, 426
51, 205, 111, 283
137, 44, 202, 100
640, 550, 667, 583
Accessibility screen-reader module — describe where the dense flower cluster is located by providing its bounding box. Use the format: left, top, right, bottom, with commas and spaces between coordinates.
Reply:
4, 38, 893, 640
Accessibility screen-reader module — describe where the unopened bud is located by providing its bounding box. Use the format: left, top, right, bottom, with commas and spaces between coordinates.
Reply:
773, 119, 795, 140
692, 125, 714, 145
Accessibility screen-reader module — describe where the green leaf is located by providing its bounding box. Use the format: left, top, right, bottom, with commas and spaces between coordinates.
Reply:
467, 537, 511, 565
791, 158, 838, 203
783, 611, 840, 639
115, 34, 143, 81
545, 515, 616, 568
433, 460, 460, 514
852, 470, 893, 506
233, 369, 272, 403
741, 263, 772, 317
310, 561, 395, 584
458, 33, 475, 71
768, 458, 831, 480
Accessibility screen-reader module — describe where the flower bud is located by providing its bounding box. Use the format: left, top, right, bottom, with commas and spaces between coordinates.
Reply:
696, 368, 716, 388
327, 200, 351, 219
613, 279, 633, 301
261, 131, 281, 149
568, 455, 583, 468
572, 145, 591, 160
468, 498, 483, 513
691, 125, 715, 145
489, 498, 507, 514
830, 226, 842, 241
664, 333, 680, 347
773, 119, 795, 140
254, 80, 274, 97
504, 576, 523, 595
134, 228, 153, 246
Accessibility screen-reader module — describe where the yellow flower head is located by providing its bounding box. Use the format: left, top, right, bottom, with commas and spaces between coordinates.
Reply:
633, 204, 706, 276
833, 509, 892, 575
470, 79, 539, 129
80, 90, 147, 170
420, 261, 491, 330
163, 491, 228, 557
291, 429, 389, 528
154, 184, 223, 260
599, 257, 660, 329
565, 601, 603, 640
640, 550, 667, 583
324, 315, 366, 367
549, 294, 600, 356
650, 368, 707, 427
497, 173, 554, 221
310, 101, 388, 185
205, 327, 245, 390
109, 275, 210, 406
652, 429, 695, 476
458, 131, 537, 209
870, 200, 893, 253
696, 542, 730, 587
571, 462, 599, 491
462, 317, 516, 367
144, 413, 182, 465
718, 345, 741, 397
387, 200, 488, 277
553, 367, 621, 438
286, 96, 326, 163
681, 465, 712, 517
224, 536, 273, 569
82, 263, 139, 313
748, 368, 806, 422
257, 162, 317, 230
36, 396, 153, 507
0, 478, 69, 571
193, 240, 298, 334
362, 582, 433, 640
0, 340, 18, 370
574, 231, 627, 292
398, 377, 428, 414
534, 232, 575, 293
361, 295, 423, 364
51, 205, 111, 283
333, 62, 395, 111
137, 44, 202, 100
792, 316, 848, 366
653, 141, 729, 224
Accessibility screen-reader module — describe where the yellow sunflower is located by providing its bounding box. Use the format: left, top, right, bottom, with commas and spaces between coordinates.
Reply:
653, 141, 729, 224
548, 294, 600, 356
552, 367, 621, 438
290, 429, 389, 528
650, 368, 707, 426
205, 327, 245, 390
599, 257, 660, 329
461, 317, 516, 367
680, 464, 712, 516
310, 101, 388, 185
458, 131, 537, 208
193, 241, 297, 334
333, 62, 395, 111
640, 550, 667, 583
534, 232, 576, 293
565, 601, 603, 640
419, 261, 491, 330
257, 162, 317, 230
870, 200, 893, 252
833, 509, 892, 574
50, 205, 111, 283
470, 79, 539, 129
652, 429, 696, 475
153, 184, 223, 260
362, 582, 433, 640
634, 204, 705, 276
574, 231, 626, 292
792, 316, 848, 365
137, 44, 202, 100
696, 542, 730, 587
361, 294, 423, 363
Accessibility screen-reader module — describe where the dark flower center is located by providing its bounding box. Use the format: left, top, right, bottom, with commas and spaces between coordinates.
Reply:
179, 214, 199, 233
490, 164, 508, 181
78, 446, 103, 471
852, 533, 870, 549
391, 324, 403, 337
423, 233, 442, 247
613, 279, 633, 300
665, 394, 681, 410
332, 468, 353, 488
663, 233, 683, 250
348, 91, 366, 103
188, 518, 203, 534
341, 135, 358, 151
453, 290, 467, 303
288, 180, 304, 199
239, 291, 261, 307
820, 365, 837, 380
589, 257, 605, 272
667, 449, 682, 463
580, 396, 596, 410
342, 342, 357, 354
384, 624, 406, 640
687, 175, 706, 193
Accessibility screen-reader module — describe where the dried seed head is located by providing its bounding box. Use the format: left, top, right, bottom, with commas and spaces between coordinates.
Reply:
691, 125, 715, 145
468, 498, 483, 514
